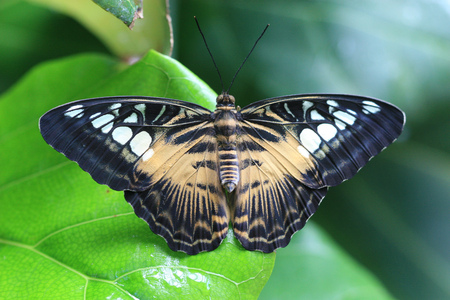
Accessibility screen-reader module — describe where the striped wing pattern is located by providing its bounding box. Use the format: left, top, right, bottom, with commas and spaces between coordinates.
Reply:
40, 97, 229, 254
125, 127, 229, 254
233, 94, 405, 252
40, 93, 405, 254
234, 129, 327, 252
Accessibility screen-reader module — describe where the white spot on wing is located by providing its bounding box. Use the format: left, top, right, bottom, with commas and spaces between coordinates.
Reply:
363, 100, 379, 107
142, 149, 155, 161
89, 112, 101, 119
112, 126, 132, 145
297, 145, 310, 158
318, 124, 338, 141
362, 100, 381, 114
124, 113, 138, 123
91, 114, 115, 133
92, 114, 113, 128
327, 100, 339, 107
335, 119, 346, 130
66, 104, 83, 111
284, 103, 297, 120
109, 103, 121, 116
310, 110, 325, 120
327, 100, 339, 114
110, 103, 121, 110
64, 109, 84, 118
135, 104, 146, 114
153, 105, 166, 122
347, 109, 357, 116
334, 111, 356, 125
102, 123, 113, 134
302, 101, 314, 119
129, 131, 152, 156
300, 128, 322, 153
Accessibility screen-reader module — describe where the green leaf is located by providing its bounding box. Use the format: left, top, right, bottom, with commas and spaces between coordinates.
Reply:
92, 0, 142, 28
0, 1, 110, 94
28, 0, 171, 57
0, 51, 274, 299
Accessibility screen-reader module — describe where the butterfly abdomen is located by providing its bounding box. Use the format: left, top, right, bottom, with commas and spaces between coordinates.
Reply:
214, 108, 240, 192
218, 144, 239, 192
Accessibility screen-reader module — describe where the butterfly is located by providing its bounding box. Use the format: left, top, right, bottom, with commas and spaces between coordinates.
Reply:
39, 90, 405, 255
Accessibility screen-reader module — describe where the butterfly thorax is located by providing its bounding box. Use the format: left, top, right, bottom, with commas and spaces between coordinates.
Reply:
214, 93, 240, 193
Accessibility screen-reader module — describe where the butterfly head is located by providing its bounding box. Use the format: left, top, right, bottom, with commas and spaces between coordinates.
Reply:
216, 93, 236, 109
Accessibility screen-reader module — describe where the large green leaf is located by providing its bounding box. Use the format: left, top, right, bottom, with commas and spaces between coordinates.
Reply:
0, 51, 275, 299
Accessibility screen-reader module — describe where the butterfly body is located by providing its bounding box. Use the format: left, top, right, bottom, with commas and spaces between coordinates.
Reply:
213, 93, 240, 192
40, 92, 405, 254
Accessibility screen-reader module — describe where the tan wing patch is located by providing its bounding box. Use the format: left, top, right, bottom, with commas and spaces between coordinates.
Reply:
129, 122, 213, 189
239, 121, 325, 189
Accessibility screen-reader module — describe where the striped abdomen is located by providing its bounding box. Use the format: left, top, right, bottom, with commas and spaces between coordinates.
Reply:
214, 109, 240, 192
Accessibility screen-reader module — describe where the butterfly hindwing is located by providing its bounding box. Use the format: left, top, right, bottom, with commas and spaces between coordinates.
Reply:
233, 94, 405, 252
125, 125, 229, 254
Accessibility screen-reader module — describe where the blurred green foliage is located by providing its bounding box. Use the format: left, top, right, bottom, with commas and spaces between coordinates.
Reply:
0, 0, 449, 299
175, 2, 450, 298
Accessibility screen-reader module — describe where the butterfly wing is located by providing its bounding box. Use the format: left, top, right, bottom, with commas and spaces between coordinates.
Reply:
40, 96, 229, 254
125, 125, 229, 254
234, 94, 405, 252
234, 131, 327, 252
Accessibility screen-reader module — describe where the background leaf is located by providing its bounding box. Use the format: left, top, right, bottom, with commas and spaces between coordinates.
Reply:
0, 1, 108, 93
263, 225, 393, 299
92, 0, 143, 28
28, 0, 171, 57
0, 51, 274, 299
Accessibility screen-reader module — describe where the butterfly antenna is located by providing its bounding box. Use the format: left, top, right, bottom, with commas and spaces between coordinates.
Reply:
195, 16, 225, 93
226, 24, 270, 94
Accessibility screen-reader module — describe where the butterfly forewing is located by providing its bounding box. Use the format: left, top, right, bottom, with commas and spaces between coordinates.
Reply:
240, 94, 405, 187
39, 96, 212, 191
